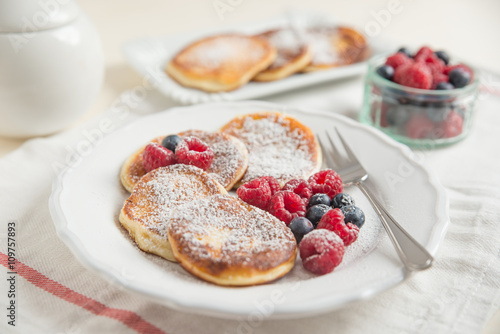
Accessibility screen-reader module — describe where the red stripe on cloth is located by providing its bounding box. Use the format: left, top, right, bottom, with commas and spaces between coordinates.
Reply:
0, 252, 166, 334
480, 84, 500, 97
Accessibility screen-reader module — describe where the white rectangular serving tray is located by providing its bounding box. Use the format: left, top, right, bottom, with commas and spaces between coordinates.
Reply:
121, 12, 388, 105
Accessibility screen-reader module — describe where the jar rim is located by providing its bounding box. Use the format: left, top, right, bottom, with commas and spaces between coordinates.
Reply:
367, 53, 479, 97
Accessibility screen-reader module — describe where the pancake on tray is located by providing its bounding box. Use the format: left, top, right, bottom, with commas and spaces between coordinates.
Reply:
302, 26, 369, 72
253, 28, 312, 82
165, 34, 277, 92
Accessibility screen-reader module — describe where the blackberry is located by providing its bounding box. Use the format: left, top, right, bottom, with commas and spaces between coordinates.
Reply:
331, 193, 355, 209
306, 204, 330, 227
397, 47, 412, 58
308, 193, 331, 207
161, 134, 182, 153
376, 65, 394, 80
449, 68, 470, 88
341, 205, 365, 228
289, 217, 314, 244
434, 51, 450, 65
435, 82, 454, 90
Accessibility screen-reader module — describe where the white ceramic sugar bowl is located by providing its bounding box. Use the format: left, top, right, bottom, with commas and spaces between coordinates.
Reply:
0, 0, 104, 138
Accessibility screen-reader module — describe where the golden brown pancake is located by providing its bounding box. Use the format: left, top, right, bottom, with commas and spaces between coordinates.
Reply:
168, 194, 297, 286
120, 130, 249, 193
220, 111, 322, 187
165, 34, 277, 92
119, 164, 227, 262
253, 28, 312, 82
302, 26, 369, 72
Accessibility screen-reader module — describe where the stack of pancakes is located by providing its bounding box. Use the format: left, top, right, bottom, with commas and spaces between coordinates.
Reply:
165, 26, 369, 92
118, 112, 322, 286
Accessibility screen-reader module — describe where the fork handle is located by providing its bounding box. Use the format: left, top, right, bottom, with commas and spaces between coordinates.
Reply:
356, 183, 434, 271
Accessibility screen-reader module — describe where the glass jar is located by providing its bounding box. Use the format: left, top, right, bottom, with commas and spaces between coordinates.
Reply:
360, 54, 479, 148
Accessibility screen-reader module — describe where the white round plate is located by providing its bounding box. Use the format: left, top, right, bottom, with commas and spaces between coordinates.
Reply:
49, 101, 449, 319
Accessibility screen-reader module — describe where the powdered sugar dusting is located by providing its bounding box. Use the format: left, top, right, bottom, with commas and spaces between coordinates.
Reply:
208, 139, 243, 184
260, 29, 307, 69
339, 204, 382, 268
222, 113, 317, 185
303, 229, 343, 252
169, 195, 296, 271
180, 35, 269, 69
305, 27, 341, 65
127, 164, 223, 237
178, 130, 247, 189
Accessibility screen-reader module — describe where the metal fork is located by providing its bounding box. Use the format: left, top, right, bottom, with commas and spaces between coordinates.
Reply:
318, 128, 433, 271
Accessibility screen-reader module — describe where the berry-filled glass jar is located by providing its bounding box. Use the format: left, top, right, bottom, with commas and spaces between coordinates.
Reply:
360, 54, 479, 148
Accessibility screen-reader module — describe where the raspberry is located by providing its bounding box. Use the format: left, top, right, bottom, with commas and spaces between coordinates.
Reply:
414, 46, 434, 61
282, 179, 313, 204
267, 191, 306, 225
405, 113, 436, 139
142, 143, 176, 172
308, 170, 343, 200
316, 209, 359, 246
175, 137, 214, 170
431, 72, 449, 90
385, 52, 413, 70
393, 62, 432, 90
237, 179, 272, 210
444, 64, 474, 80
439, 111, 463, 138
259, 176, 281, 196
299, 229, 345, 275
421, 54, 445, 76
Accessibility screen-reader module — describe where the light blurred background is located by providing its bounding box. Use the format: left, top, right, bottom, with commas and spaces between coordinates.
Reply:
1, 0, 499, 155
80, 0, 500, 70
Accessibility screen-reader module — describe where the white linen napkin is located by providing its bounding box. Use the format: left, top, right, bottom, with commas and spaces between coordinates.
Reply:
1, 75, 499, 334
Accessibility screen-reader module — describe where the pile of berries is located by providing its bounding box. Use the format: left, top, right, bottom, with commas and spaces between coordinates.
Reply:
371, 99, 465, 140
237, 169, 366, 276
142, 135, 214, 172
369, 46, 475, 141
377, 46, 473, 90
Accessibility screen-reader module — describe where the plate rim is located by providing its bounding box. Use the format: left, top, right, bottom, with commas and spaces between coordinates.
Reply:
49, 100, 450, 319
